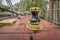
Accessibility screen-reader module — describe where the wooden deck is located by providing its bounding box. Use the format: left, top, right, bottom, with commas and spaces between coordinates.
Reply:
0, 15, 60, 40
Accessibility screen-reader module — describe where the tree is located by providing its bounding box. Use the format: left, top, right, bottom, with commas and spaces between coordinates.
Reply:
0, 5, 10, 11
13, 3, 20, 11
25, 0, 44, 10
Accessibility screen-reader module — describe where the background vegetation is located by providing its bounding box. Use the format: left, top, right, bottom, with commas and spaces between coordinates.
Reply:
0, 0, 45, 14
25, 0, 44, 10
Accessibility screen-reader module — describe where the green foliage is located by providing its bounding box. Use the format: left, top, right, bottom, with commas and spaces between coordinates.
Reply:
0, 5, 10, 10
13, 3, 20, 11
0, 4, 10, 14
13, 0, 45, 11
0, 11, 11, 14
25, 0, 44, 10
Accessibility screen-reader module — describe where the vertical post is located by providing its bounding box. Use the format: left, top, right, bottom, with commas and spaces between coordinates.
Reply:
53, 1, 56, 24
59, 0, 60, 25
55, 0, 58, 24
56, 0, 58, 24
49, 0, 54, 22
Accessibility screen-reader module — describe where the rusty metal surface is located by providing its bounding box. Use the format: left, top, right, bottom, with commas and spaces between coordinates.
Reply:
0, 15, 60, 40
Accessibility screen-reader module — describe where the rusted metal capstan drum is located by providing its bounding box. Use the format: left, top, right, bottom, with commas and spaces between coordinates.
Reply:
27, 7, 44, 32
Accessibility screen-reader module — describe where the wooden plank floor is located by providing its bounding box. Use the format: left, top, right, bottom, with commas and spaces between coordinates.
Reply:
0, 15, 60, 40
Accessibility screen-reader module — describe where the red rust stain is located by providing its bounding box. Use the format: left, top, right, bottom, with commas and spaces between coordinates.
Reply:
0, 15, 60, 40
